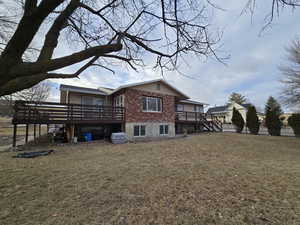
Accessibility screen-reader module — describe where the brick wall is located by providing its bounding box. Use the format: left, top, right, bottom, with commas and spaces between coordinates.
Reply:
124, 88, 176, 123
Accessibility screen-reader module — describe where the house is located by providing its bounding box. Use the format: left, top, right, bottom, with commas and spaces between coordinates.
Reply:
207, 102, 252, 124
12, 79, 222, 145
279, 113, 293, 126
257, 112, 265, 123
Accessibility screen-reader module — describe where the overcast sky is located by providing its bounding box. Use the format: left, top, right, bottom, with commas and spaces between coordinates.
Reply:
45, 1, 300, 112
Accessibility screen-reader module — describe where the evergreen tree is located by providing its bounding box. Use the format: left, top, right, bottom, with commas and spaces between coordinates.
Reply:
231, 107, 245, 133
265, 96, 282, 136
228, 92, 247, 105
246, 105, 260, 135
288, 114, 300, 137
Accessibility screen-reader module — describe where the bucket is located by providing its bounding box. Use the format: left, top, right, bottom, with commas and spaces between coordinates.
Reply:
84, 132, 93, 142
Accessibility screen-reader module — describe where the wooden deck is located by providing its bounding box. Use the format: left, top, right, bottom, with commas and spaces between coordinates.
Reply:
175, 111, 206, 123
175, 111, 223, 132
13, 100, 125, 125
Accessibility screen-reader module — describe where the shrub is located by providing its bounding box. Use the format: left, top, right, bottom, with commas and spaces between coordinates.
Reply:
288, 114, 300, 137
265, 110, 282, 136
246, 105, 260, 135
265, 97, 282, 136
231, 107, 244, 133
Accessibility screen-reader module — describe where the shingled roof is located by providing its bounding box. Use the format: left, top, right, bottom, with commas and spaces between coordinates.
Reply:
207, 103, 251, 114
206, 105, 228, 114
60, 84, 108, 95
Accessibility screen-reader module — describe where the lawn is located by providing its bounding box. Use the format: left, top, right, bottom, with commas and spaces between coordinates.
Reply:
0, 133, 300, 225
0, 118, 47, 147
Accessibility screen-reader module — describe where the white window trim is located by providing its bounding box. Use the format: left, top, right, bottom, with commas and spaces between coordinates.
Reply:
176, 104, 184, 112
159, 124, 169, 135
142, 96, 162, 113
133, 125, 146, 137
114, 94, 124, 107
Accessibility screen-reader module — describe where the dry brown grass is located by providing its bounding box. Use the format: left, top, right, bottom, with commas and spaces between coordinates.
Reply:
0, 133, 300, 225
0, 125, 47, 147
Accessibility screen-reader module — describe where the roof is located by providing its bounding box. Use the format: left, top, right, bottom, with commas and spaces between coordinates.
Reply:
60, 84, 108, 96
179, 99, 208, 106
59, 79, 209, 102
207, 102, 252, 114
241, 103, 252, 109
98, 86, 114, 95
207, 106, 228, 114
109, 79, 189, 99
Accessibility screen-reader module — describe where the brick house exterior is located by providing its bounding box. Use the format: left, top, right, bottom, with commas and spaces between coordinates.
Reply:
124, 88, 176, 123
59, 79, 208, 141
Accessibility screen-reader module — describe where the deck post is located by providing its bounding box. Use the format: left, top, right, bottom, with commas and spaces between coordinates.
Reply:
25, 124, 29, 144
66, 124, 75, 142
34, 124, 36, 142
39, 124, 41, 137
121, 123, 125, 132
13, 124, 17, 148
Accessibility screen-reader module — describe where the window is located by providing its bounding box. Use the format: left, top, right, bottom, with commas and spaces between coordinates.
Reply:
134, 125, 146, 137
176, 104, 184, 111
94, 98, 104, 106
114, 95, 124, 107
82, 96, 93, 105
142, 96, 162, 112
156, 83, 161, 90
194, 105, 203, 113
159, 125, 169, 135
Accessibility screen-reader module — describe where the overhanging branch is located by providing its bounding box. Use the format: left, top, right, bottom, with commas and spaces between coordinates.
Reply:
10, 43, 122, 77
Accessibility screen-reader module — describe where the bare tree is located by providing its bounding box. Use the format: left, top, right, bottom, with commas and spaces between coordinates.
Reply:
245, 0, 300, 27
0, 0, 224, 97
0, 81, 51, 116
14, 82, 51, 101
280, 38, 300, 110
1, 1, 299, 98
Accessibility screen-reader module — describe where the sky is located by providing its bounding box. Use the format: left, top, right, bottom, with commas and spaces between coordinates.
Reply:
4, 0, 299, 112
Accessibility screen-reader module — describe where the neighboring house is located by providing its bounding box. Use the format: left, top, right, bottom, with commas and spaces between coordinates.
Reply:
257, 112, 265, 123
207, 102, 252, 124
12, 79, 222, 144
279, 113, 293, 126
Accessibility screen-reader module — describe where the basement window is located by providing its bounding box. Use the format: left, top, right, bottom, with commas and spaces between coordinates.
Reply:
159, 125, 169, 135
134, 125, 146, 137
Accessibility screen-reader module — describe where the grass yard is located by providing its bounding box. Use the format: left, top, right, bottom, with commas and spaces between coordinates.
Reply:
0, 133, 300, 225
0, 122, 47, 147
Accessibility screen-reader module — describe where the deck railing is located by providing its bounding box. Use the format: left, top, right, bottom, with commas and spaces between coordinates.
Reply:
13, 100, 125, 124
175, 111, 223, 131
175, 111, 206, 122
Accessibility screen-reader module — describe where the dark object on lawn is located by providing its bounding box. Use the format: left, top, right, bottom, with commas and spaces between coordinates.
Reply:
13, 150, 54, 158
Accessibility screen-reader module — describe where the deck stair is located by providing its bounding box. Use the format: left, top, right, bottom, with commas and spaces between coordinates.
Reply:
175, 111, 222, 132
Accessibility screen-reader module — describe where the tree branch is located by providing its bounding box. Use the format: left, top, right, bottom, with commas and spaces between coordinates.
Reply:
38, 0, 79, 61
0, 0, 64, 67
10, 43, 123, 77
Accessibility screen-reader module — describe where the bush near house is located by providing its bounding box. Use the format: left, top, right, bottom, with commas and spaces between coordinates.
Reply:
288, 114, 300, 137
231, 107, 244, 133
246, 105, 260, 135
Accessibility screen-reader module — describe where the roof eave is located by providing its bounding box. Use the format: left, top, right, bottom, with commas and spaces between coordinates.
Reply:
60, 85, 108, 96
109, 79, 189, 99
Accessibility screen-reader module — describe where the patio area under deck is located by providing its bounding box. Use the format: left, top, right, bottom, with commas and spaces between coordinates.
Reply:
11, 100, 125, 147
